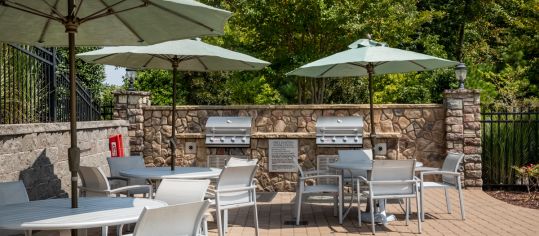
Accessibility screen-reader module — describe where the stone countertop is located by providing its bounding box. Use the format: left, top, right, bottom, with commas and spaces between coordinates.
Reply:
175, 132, 402, 139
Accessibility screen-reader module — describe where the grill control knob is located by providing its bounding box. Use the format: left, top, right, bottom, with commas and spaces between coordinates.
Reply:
320, 138, 325, 142
354, 137, 359, 142
210, 138, 214, 142
332, 137, 336, 142
343, 137, 347, 142
242, 137, 246, 142
231, 138, 236, 142
220, 137, 225, 142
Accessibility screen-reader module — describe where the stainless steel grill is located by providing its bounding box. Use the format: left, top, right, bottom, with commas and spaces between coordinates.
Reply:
316, 116, 363, 147
205, 116, 251, 147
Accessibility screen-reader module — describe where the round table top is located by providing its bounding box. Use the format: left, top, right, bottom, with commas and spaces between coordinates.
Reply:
0, 197, 166, 231
328, 161, 428, 171
120, 167, 222, 180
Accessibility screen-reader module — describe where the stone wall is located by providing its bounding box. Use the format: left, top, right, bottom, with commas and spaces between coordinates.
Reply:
0, 120, 129, 200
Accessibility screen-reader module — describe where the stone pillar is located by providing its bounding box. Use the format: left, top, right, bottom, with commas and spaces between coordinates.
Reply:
444, 89, 482, 188
113, 91, 151, 156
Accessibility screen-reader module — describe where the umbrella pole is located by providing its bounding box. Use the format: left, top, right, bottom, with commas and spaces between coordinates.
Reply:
367, 64, 376, 155
66, 0, 79, 212
170, 59, 179, 171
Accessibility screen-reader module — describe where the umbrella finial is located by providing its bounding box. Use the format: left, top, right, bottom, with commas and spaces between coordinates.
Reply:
367, 33, 372, 40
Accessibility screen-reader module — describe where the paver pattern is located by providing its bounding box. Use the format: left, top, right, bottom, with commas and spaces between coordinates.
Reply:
81, 189, 538, 236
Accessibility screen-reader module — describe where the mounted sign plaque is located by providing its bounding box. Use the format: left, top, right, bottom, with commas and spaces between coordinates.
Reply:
268, 139, 298, 172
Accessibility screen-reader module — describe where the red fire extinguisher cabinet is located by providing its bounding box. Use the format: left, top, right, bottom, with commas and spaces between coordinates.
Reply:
109, 134, 125, 157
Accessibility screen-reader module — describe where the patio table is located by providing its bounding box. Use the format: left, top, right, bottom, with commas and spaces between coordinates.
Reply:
0, 197, 166, 236
328, 161, 427, 224
119, 167, 222, 181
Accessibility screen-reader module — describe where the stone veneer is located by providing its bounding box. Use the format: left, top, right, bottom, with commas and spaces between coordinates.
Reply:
0, 120, 129, 200
114, 89, 482, 191
444, 89, 482, 187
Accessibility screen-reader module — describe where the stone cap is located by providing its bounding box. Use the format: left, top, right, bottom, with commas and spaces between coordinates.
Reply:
146, 104, 444, 110
443, 89, 481, 95
0, 120, 129, 136
175, 132, 402, 139
113, 90, 151, 96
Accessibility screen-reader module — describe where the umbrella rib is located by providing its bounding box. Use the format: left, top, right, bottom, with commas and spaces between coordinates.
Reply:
74, 0, 85, 18
346, 62, 366, 68
38, 0, 61, 44
79, 0, 145, 42
39, 0, 65, 19
195, 57, 208, 71
319, 64, 339, 77
147, 1, 214, 31
3, 0, 64, 22
81, 0, 132, 22
142, 56, 155, 68
409, 61, 427, 70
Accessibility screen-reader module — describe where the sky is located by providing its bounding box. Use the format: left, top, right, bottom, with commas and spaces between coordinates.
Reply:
104, 65, 126, 86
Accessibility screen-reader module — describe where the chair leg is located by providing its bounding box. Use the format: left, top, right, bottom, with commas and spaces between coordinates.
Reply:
444, 187, 452, 213
338, 186, 343, 224
357, 180, 361, 227
420, 182, 425, 221
116, 225, 123, 236
457, 180, 465, 220
216, 206, 224, 236
253, 191, 259, 236
416, 192, 422, 234
223, 209, 228, 234
101, 226, 107, 236
370, 197, 375, 234
296, 193, 302, 226
405, 198, 409, 226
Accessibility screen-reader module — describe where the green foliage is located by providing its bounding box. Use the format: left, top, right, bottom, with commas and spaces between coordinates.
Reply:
135, 70, 180, 106
56, 47, 106, 103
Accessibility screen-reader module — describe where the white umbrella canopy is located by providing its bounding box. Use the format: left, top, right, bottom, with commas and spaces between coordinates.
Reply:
78, 39, 270, 171
287, 38, 458, 152
77, 39, 270, 71
0, 0, 231, 210
0, 0, 231, 46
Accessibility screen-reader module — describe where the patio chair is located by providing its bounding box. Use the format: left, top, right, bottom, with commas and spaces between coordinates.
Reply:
79, 166, 153, 236
126, 200, 211, 236
420, 152, 465, 221
0, 181, 58, 236
107, 156, 151, 197
295, 162, 343, 226
357, 160, 421, 234
78, 166, 153, 198
154, 179, 210, 236
214, 160, 259, 236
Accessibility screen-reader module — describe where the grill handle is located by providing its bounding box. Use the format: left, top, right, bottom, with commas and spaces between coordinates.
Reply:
210, 128, 248, 133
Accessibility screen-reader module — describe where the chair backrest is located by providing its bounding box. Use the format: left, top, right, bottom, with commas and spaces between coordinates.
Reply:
0, 181, 29, 205
441, 152, 465, 185
370, 160, 416, 196
337, 149, 373, 178
217, 160, 258, 206
107, 156, 147, 185
133, 200, 210, 236
155, 179, 210, 205
79, 166, 111, 196
226, 156, 257, 167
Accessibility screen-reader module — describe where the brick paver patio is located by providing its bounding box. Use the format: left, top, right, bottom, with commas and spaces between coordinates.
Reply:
83, 189, 538, 236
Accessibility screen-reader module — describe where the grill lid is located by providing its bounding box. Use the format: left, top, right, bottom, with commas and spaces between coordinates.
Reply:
205, 116, 251, 146
316, 116, 363, 146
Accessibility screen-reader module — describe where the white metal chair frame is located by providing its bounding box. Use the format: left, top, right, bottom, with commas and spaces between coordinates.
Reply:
107, 156, 151, 197
419, 152, 465, 221
295, 162, 343, 226
357, 160, 422, 234
154, 179, 210, 236
79, 166, 153, 198
214, 160, 259, 236
128, 200, 211, 236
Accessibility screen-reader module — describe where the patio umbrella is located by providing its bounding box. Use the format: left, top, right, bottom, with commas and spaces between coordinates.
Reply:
77, 39, 270, 171
287, 38, 458, 152
0, 0, 231, 210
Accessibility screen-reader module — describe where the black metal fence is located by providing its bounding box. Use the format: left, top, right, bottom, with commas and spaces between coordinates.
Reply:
0, 43, 102, 124
481, 111, 539, 185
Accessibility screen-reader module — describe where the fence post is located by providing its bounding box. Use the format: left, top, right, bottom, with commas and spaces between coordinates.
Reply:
114, 90, 151, 156
444, 89, 482, 188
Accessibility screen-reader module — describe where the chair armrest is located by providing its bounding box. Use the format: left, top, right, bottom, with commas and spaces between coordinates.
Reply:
300, 174, 342, 181
366, 179, 420, 185
78, 186, 108, 194
109, 185, 153, 197
420, 171, 460, 179
357, 176, 368, 183
108, 176, 129, 183
216, 185, 256, 194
